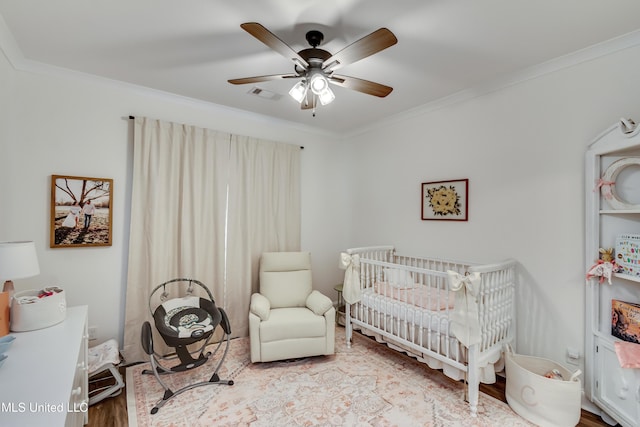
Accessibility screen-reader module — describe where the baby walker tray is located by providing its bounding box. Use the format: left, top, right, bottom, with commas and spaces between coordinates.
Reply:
11, 287, 67, 332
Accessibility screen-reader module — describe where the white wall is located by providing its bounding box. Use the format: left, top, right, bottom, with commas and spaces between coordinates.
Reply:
345, 43, 640, 370
0, 49, 349, 347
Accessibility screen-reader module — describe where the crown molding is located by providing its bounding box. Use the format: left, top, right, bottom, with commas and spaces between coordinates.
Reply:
0, 14, 23, 65
2, 12, 639, 141
346, 29, 640, 139
0, 17, 340, 141
10, 57, 341, 139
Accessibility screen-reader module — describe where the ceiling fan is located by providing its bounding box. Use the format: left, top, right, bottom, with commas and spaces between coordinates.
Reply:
228, 22, 397, 114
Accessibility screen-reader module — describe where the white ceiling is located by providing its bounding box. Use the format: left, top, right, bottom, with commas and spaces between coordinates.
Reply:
1, 0, 640, 135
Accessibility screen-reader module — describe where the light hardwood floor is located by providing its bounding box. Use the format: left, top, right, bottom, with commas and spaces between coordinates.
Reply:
87, 366, 616, 426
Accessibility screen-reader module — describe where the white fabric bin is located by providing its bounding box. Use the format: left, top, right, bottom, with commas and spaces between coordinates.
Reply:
10, 289, 67, 332
505, 346, 582, 427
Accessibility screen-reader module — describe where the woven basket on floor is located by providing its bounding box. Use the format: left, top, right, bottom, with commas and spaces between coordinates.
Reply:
505, 346, 582, 427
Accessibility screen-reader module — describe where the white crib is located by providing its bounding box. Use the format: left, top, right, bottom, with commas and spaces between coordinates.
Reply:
342, 246, 516, 417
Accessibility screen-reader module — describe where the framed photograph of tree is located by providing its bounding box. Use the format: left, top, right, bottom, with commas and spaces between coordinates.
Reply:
50, 175, 113, 248
421, 179, 468, 221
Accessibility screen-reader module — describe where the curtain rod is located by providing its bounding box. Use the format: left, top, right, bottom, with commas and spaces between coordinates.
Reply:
128, 116, 304, 149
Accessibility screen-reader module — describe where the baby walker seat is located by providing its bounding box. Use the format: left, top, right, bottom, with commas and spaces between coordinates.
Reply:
141, 278, 233, 414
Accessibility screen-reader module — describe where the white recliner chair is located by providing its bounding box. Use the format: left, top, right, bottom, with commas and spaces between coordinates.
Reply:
249, 251, 335, 363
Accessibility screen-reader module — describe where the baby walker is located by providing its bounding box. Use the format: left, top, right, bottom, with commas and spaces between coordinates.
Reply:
140, 278, 233, 414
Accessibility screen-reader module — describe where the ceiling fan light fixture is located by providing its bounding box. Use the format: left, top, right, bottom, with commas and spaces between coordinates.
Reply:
231, 23, 397, 114
309, 74, 329, 95
317, 86, 335, 106
288, 81, 308, 103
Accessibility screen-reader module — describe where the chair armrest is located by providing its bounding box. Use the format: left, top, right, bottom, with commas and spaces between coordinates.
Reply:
306, 290, 333, 316
250, 293, 271, 321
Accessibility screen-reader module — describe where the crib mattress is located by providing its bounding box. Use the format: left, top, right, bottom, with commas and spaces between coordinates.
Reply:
358, 286, 453, 336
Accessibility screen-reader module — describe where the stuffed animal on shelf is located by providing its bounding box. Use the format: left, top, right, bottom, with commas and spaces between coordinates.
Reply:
586, 248, 620, 285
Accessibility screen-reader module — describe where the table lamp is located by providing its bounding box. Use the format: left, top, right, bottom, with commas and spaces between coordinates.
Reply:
0, 241, 40, 336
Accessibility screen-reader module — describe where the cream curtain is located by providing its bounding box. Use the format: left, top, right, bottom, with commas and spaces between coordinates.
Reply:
122, 117, 300, 362
226, 135, 301, 337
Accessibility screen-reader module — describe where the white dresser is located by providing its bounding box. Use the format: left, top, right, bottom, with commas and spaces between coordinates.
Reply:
0, 305, 88, 427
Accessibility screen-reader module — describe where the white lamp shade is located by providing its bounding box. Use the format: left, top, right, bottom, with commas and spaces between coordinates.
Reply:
0, 241, 40, 281
318, 87, 335, 106
288, 81, 308, 103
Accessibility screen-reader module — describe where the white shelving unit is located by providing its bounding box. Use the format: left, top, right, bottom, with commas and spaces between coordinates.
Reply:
585, 120, 640, 427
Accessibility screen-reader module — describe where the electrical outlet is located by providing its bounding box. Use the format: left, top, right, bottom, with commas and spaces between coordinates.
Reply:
88, 326, 98, 341
566, 347, 580, 365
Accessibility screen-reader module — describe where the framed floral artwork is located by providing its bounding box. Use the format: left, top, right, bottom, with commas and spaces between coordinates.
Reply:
421, 179, 468, 221
50, 175, 113, 248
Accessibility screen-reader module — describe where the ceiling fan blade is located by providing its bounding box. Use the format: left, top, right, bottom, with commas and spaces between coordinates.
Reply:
329, 75, 393, 98
240, 22, 309, 69
323, 28, 397, 71
228, 74, 298, 85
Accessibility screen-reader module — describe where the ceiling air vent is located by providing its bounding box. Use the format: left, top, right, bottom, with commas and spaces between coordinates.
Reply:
247, 87, 282, 101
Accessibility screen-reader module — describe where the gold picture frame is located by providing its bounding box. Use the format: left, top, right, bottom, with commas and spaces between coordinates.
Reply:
50, 175, 113, 248
421, 179, 468, 221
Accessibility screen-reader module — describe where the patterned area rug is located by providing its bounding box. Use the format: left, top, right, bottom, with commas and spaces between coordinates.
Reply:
127, 328, 532, 426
